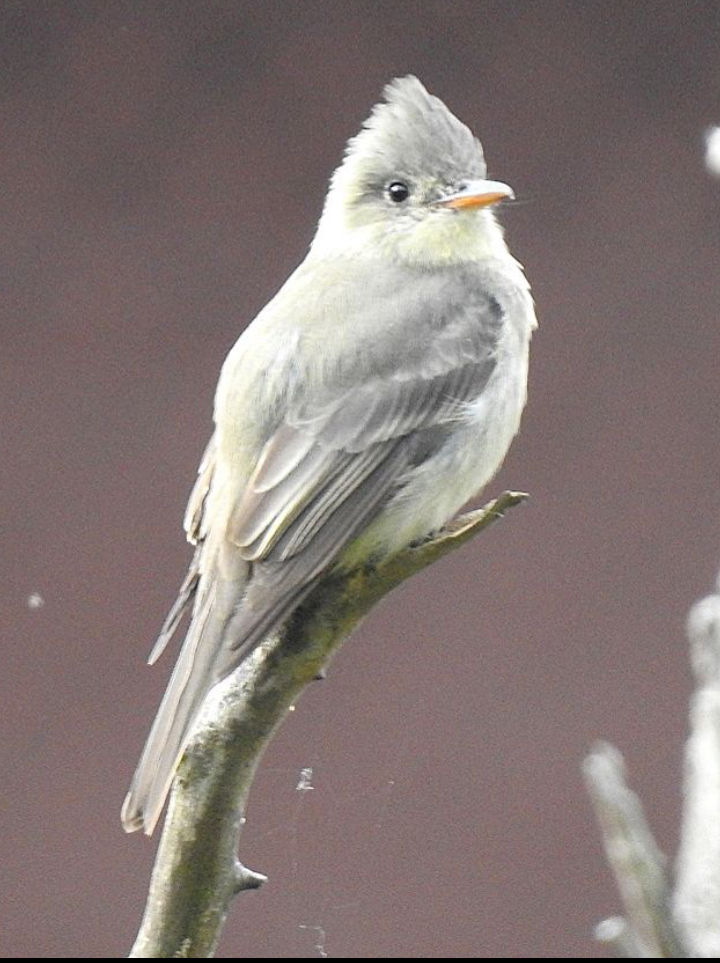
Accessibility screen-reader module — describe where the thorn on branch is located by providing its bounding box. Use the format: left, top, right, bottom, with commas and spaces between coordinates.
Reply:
232, 861, 267, 894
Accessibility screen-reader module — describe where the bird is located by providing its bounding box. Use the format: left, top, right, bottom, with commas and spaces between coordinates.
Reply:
122, 75, 537, 835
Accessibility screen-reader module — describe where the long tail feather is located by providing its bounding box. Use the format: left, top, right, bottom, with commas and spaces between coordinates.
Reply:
122, 581, 230, 835
121, 570, 313, 835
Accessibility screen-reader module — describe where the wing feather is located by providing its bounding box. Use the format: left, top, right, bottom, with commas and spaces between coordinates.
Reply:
225, 439, 412, 651
228, 355, 497, 569
184, 434, 216, 544
147, 435, 217, 665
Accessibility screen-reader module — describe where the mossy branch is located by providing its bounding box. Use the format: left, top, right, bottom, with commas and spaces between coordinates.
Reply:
128, 490, 528, 958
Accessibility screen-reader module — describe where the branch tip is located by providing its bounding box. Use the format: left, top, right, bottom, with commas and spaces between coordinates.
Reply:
594, 917, 648, 958
583, 740, 627, 786
594, 916, 628, 943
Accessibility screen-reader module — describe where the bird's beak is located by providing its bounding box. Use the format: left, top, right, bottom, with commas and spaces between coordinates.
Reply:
437, 179, 515, 211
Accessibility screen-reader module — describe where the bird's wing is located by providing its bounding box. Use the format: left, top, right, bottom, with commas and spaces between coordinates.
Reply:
224, 298, 502, 651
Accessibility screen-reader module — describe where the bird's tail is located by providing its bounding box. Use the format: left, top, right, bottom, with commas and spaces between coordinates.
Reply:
122, 461, 384, 836
121, 575, 239, 836
121, 559, 320, 835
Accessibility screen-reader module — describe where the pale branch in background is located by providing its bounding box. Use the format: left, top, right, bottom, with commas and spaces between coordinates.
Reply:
704, 126, 720, 179
673, 574, 720, 956
586, 563, 720, 958
583, 744, 684, 958
128, 491, 528, 959
594, 916, 649, 959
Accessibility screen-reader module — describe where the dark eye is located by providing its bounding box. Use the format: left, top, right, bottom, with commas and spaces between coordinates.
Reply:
387, 181, 410, 203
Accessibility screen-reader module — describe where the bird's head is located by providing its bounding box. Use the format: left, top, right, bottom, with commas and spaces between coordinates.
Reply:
311, 76, 514, 266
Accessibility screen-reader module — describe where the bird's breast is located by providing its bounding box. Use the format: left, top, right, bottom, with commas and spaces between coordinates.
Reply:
344, 305, 532, 565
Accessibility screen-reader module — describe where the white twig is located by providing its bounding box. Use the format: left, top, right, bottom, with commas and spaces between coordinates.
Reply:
583, 743, 685, 957
594, 915, 652, 958
673, 569, 720, 957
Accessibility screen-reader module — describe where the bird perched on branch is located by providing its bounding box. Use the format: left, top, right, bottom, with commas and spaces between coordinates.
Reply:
122, 76, 537, 835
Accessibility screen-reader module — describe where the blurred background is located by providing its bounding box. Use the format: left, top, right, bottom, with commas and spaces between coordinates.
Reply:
2, 0, 720, 957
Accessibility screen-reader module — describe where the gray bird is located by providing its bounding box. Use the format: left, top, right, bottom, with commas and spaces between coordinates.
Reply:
122, 76, 537, 835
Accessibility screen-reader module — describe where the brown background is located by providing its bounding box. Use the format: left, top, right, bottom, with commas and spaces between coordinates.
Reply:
3, 0, 720, 957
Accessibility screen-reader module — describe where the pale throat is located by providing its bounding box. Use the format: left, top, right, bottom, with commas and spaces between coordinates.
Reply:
310, 198, 510, 267
388, 209, 510, 266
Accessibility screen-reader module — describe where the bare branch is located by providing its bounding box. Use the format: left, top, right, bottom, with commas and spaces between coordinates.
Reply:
673, 574, 720, 956
583, 743, 685, 958
128, 491, 528, 958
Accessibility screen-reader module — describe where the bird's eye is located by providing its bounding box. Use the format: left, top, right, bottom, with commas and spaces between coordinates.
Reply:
387, 181, 410, 203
